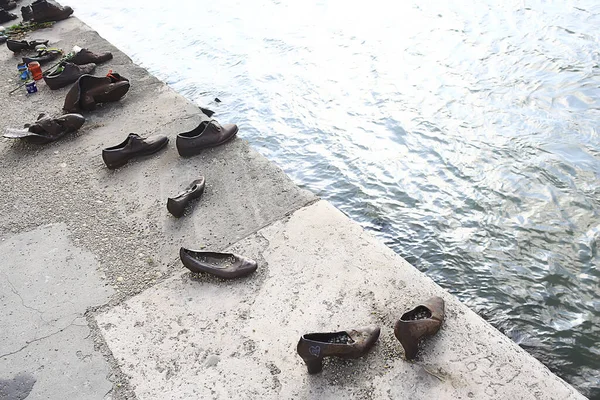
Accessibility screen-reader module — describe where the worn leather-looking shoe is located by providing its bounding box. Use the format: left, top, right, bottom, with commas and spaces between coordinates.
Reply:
44, 62, 96, 90
3, 113, 85, 144
20, 4, 33, 20
6, 39, 49, 53
22, 49, 62, 65
394, 296, 445, 360
64, 72, 130, 113
0, 0, 17, 11
29, 0, 73, 22
102, 133, 168, 169
176, 120, 238, 157
180, 248, 258, 279
297, 326, 380, 374
0, 8, 17, 23
70, 48, 113, 65
167, 177, 206, 218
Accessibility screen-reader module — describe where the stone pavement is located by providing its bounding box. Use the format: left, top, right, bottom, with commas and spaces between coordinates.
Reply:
96, 201, 584, 400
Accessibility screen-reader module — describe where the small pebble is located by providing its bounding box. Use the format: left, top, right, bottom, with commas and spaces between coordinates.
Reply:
205, 355, 220, 367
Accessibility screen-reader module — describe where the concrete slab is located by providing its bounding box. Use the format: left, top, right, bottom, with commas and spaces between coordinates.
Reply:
0, 324, 112, 400
96, 201, 584, 400
0, 223, 113, 399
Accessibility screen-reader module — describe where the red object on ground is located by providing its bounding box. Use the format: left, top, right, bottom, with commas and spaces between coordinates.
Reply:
28, 61, 43, 81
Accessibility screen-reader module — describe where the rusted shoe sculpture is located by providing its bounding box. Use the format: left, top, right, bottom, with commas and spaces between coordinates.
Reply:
22, 48, 62, 65
6, 39, 49, 53
180, 248, 258, 279
3, 113, 85, 144
297, 326, 380, 374
44, 62, 96, 90
0, 0, 17, 10
63, 72, 130, 112
70, 48, 113, 65
394, 296, 445, 360
21, 0, 73, 22
176, 119, 238, 157
102, 133, 168, 169
0, 8, 17, 23
20, 4, 32, 20
167, 177, 206, 218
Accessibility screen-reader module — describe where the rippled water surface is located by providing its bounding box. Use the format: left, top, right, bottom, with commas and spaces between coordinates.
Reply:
68, 0, 600, 396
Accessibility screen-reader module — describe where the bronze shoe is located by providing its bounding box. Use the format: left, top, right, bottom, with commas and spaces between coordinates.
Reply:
179, 248, 258, 279
297, 326, 380, 374
22, 49, 62, 65
175, 119, 238, 157
3, 113, 85, 144
44, 62, 96, 90
0, 0, 17, 10
63, 72, 130, 113
102, 133, 168, 169
21, 4, 33, 20
6, 39, 49, 53
28, 0, 73, 22
0, 8, 17, 23
167, 177, 206, 218
70, 48, 113, 65
394, 296, 445, 360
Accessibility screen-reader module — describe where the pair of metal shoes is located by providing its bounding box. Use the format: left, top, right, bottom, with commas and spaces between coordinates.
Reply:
101, 113, 238, 169
297, 297, 445, 374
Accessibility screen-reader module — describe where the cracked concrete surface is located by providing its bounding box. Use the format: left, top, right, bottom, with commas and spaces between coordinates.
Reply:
0, 224, 113, 399
0, 323, 112, 400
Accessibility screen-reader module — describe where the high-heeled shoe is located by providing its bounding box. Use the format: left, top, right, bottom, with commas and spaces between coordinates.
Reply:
296, 325, 380, 374
394, 296, 445, 360
167, 177, 206, 218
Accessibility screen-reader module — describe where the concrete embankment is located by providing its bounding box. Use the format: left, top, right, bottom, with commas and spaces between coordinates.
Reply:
0, 9, 586, 400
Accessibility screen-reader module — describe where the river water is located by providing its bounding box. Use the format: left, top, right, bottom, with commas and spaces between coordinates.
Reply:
68, 0, 599, 396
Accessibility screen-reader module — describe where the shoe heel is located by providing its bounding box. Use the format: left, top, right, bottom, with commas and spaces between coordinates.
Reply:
302, 357, 323, 374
